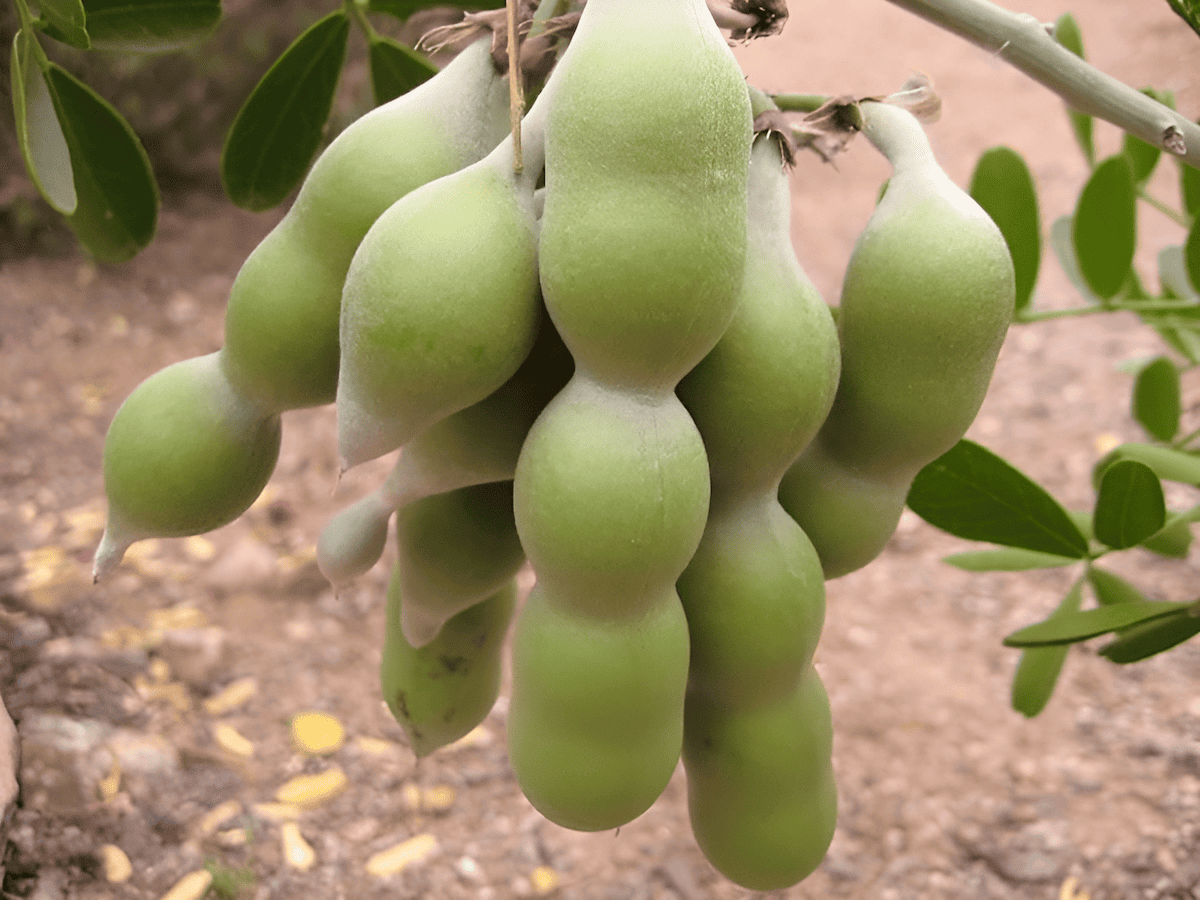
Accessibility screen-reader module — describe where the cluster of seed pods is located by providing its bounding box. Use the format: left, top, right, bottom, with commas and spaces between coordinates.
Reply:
93, 3, 1017, 890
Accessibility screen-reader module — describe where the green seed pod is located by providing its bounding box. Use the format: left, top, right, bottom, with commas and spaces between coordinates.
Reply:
675, 122, 839, 889
335, 106, 550, 470
396, 481, 526, 649
95, 351, 281, 578
780, 100, 1015, 579
684, 667, 838, 892
221, 37, 511, 414
381, 574, 517, 758
315, 490, 393, 589
507, 0, 752, 833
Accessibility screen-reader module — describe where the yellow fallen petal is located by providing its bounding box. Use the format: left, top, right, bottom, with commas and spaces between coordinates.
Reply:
447, 724, 492, 750
99, 844, 132, 883
212, 723, 255, 759
281, 822, 316, 871
353, 736, 398, 755
147, 604, 207, 632
531, 866, 560, 895
215, 827, 250, 848
183, 536, 217, 561
203, 677, 258, 715
290, 711, 345, 756
197, 800, 242, 835
275, 768, 347, 808
97, 757, 121, 802
401, 783, 421, 810
159, 870, 213, 900
252, 802, 303, 822
148, 658, 171, 683
365, 834, 438, 877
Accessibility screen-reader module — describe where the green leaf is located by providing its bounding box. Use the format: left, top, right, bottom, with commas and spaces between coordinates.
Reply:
1011, 579, 1084, 718
1186, 216, 1200, 295
1099, 608, 1200, 662
1140, 517, 1193, 558
221, 11, 350, 211
368, 34, 437, 106
969, 146, 1040, 313
907, 440, 1090, 559
1182, 151, 1200, 216
1003, 599, 1195, 647
45, 63, 158, 262
56, 0, 222, 52
1050, 215, 1099, 302
368, 0, 503, 20
1053, 13, 1095, 167
944, 548, 1080, 572
1093, 460, 1166, 549
1094, 442, 1200, 487
1087, 565, 1149, 606
37, 0, 90, 49
1073, 155, 1137, 299
1166, 0, 1200, 40
11, 30, 76, 214
1132, 356, 1182, 442
1158, 246, 1199, 301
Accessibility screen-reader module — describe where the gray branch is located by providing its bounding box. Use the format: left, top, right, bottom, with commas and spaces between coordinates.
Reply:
884, 0, 1200, 168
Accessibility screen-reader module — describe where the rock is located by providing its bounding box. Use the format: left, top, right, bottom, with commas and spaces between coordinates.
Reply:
18, 713, 111, 813
157, 627, 228, 686
0, 692, 19, 879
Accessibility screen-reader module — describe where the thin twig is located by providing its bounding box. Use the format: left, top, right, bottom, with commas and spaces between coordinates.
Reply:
508, 0, 525, 173
882, 0, 1200, 168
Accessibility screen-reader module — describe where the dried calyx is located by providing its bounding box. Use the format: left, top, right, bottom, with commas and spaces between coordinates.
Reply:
417, 5, 580, 86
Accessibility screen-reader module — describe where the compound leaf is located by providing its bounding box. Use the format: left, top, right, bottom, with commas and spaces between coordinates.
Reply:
36, 0, 90, 49
1132, 356, 1181, 442
907, 440, 1089, 559
943, 548, 1079, 572
221, 11, 350, 211
1093, 460, 1166, 549
1166, 0, 1200, 40
1004, 599, 1194, 647
1011, 579, 1084, 717
1099, 609, 1200, 662
1087, 565, 1149, 606
1073, 155, 1137, 299
45, 62, 158, 262
11, 29, 76, 214
970, 146, 1040, 313
1094, 442, 1200, 487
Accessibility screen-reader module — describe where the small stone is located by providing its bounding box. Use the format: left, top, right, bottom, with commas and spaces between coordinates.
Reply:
366, 834, 438, 877
281, 822, 316, 871
290, 711, 345, 756
275, 767, 348, 808
99, 844, 133, 883
158, 628, 228, 686
108, 729, 179, 776
158, 869, 213, 900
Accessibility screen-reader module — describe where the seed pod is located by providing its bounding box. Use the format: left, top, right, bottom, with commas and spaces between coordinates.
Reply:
95, 352, 280, 578
221, 37, 511, 414
780, 99, 1015, 578
508, 0, 752, 832
381, 575, 517, 758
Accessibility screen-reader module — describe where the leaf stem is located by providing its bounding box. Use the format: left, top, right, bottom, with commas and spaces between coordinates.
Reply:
1138, 187, 1190, 228
343, 0, 378, 42
1015, 300, 1200, 323
881, 0, 1200, 169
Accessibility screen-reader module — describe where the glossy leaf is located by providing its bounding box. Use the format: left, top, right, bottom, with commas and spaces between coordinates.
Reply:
37, 0, 90, 49
45, 63, 158, 262
907, 440, 1089, 559
221, 12, 350, 211
368, 0, 503, 20
1003, 599, 1195, 647
943, 548, 1080, 572
368, 34, 437, 106
969, 146, 1040, 312
1053, 13, 1094, 167
1140, 518, 1193, 558
1132, 356, 1182, 442
60, 0, 222, 52
1087, 565, 1149, 606
1011, 579, 1084, 718
1093, 460, 1166, 549
1050, 215, 1098, 302
1166, 0, 1200, 40
1073, 155, 1137, 299
11, 30, 76, 214
1099, 609, 1200, 663
1094, 442, 1200, 487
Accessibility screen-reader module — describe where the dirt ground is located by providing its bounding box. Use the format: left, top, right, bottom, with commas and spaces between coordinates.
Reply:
3, 2, 1200, 899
